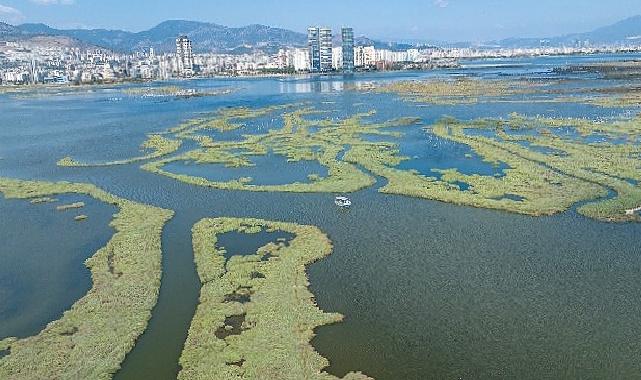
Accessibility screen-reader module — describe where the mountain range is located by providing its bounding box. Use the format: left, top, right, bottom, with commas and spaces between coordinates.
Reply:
0, 20, 308, 53
489, 15, 641, 48
1, 16, 641, 53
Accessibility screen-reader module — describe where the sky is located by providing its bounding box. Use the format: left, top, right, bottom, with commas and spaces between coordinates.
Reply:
1, 0, 641, 42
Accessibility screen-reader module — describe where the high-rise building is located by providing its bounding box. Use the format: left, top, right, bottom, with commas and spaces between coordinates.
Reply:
319, 28, 333, 72
308, 27, 333, 72
307, 27, 321, 72
175, 36, 194, 77
341, 27, 355, 73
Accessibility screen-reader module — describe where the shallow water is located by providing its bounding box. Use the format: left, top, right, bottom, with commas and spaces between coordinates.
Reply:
397, 128, 510, 179
163, 154, 328, 186
1, 54, 641, 380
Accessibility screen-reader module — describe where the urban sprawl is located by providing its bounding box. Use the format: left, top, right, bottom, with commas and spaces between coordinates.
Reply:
1, 25, 640, 85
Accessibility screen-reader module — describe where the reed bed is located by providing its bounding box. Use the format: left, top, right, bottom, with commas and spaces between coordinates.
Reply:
180, 217, 371, 380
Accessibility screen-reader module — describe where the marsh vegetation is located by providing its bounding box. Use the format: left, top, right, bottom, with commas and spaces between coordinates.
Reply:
180, 217, 371, 380
55, 92, 640, 222
372, 78, 538, 104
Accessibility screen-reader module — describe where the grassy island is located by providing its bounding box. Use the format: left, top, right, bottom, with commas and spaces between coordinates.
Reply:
372, 78, 538, 104
362, 78, 641, 221
179, 217, 371, 380
142, 106, 418, 193
0, 177, 174, 379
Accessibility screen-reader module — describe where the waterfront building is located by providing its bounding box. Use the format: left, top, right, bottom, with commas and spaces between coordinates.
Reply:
308, 27, 333, 72
332, 46, 343, 70
406, 48, 420, 62
354, 46, 376, 68
292, 48, 310, 71
277, 48, 289, 69
354, 46, 364, 67
342, 27, 355, 73
319, 28, 333, 72
308, 27, 321, 72
175, 35, 194, 77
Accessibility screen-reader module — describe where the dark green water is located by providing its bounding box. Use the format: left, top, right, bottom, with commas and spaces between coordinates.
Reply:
1, 54, 641, 379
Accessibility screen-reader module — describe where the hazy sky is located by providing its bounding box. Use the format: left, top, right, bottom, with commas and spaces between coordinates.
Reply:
1, 0, 641, 42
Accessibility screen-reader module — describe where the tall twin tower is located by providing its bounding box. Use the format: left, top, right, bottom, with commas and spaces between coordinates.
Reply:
308, 27, 354, 73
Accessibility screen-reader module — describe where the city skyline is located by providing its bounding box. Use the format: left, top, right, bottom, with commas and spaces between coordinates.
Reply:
2, 0, 641, 42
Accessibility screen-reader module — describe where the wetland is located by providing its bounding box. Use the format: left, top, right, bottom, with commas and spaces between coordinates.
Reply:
1, 53, 641, 379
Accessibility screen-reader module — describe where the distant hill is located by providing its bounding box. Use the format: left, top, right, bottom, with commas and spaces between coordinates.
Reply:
14, 23, 57, 35
0, 22, 21, 35
353, 36, 415, 51
2, 16, 641, 52
0, 20, 307, 53
0, 22, 98, 50
578, 15, 641, 43
494, 15, 641, 48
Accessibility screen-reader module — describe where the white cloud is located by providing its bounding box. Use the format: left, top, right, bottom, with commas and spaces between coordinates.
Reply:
29, 0, 75, 4
434, 0, 449, 8
0, 4, 24, 23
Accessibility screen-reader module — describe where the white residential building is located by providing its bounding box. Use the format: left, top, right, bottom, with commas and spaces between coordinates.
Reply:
332, 46, 343, 70
292, 48, 310, 71
175, 36, 194, 77
354, 46, 376, 68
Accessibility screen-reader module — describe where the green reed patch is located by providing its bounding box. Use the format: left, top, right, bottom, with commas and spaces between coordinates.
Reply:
143, 106, 414, 193
180, 217, 371, 380
151, 103, 639, 221
123, 86, 234, 98
56, 201, 85, 211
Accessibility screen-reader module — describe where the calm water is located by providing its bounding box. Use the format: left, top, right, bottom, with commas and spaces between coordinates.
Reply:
0, 194, 116, 339
1, 54, 641, 380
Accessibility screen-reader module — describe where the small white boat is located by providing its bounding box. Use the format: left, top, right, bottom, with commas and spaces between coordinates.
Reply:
335, 196, 352, 208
